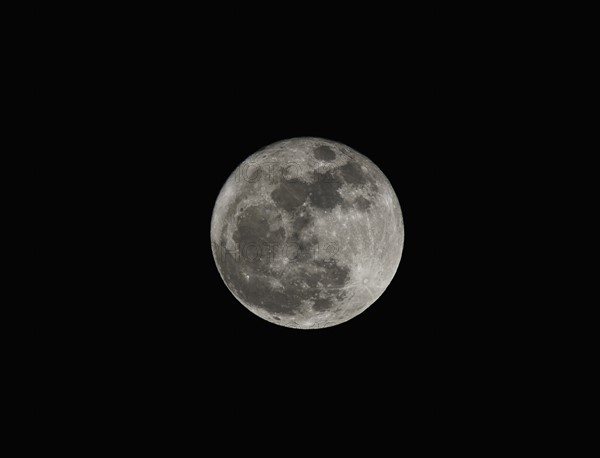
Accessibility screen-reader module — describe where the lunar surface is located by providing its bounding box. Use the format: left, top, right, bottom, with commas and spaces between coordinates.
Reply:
210, 137, 404, 329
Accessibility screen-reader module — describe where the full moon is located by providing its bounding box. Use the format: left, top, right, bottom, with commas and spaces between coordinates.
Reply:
210, 137, 404, 329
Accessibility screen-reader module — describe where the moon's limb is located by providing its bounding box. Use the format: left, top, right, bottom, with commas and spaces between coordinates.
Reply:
210, 137, 404, 329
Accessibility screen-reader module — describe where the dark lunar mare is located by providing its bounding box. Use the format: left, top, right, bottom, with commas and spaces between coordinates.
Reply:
215, 197, 349, 316
313, 145, 336, 161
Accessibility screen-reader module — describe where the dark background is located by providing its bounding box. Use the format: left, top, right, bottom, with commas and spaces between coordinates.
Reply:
115, 62, 492, 383
78, 23, 516, 411
25, 5, 550, 443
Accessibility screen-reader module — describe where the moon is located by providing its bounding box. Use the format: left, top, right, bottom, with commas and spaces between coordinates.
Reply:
210, 137, 404, 329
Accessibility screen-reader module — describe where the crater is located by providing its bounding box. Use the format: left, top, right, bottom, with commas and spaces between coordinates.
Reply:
313, 145, 336, 161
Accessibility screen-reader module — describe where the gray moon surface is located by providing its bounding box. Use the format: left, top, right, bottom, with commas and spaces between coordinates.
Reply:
210, 137, 404, 329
